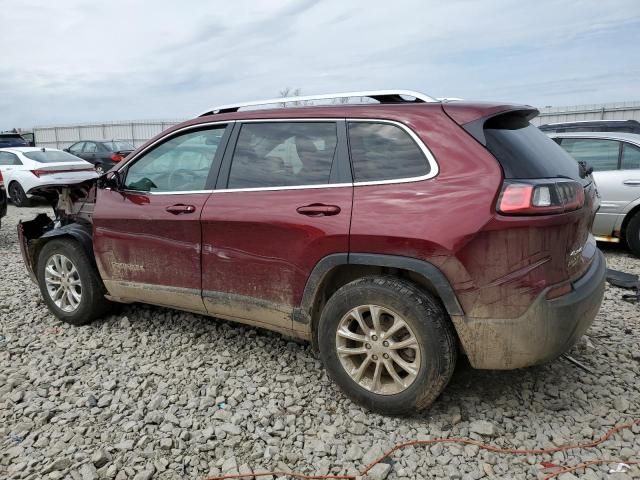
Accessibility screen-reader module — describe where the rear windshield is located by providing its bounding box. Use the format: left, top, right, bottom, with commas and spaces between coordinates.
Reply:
105, 141, 134, 152
24, 150, 83, 163
483, 112, 585, 182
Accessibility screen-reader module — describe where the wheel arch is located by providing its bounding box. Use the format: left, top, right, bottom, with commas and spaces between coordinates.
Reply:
298, 253, 463, 350
32, 222, 95, 274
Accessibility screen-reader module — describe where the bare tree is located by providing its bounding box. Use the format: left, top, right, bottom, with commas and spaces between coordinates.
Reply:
279, 87, 303, 106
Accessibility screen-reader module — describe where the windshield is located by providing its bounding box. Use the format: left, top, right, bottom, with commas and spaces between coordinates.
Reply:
105, 141, 134, 152
24, 150, 84, 163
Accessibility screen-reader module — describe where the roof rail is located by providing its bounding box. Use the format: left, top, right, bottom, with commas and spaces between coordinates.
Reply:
198, 89, 438, 116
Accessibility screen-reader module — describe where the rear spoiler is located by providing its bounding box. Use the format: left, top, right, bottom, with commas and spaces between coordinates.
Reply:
442, 102, 539, 146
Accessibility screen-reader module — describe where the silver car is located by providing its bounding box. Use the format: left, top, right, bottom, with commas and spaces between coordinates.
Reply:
549, 132, 640, 256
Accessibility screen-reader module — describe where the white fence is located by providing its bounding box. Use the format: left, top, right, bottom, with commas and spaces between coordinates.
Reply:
33, 120, 186, 150
532, 101, 640, 126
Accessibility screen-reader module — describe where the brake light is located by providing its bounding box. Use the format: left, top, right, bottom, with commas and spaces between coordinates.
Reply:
31, 168, 95, 177
497, 180, 585, 215
0, 171, 3, 186
111, 153, 123, 162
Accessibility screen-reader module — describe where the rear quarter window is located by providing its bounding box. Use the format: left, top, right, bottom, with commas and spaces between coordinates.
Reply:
347, 122, 429, 182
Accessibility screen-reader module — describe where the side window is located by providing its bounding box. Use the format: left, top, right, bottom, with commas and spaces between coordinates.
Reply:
348, 122, 429, 182
227, 122, 337, 189
69, 142, 84, 154
621, 143, 640, 170
84, 142, 97, 153
124, 126, 225, 192
559, 138, 620, 172
0, 152, 22, 166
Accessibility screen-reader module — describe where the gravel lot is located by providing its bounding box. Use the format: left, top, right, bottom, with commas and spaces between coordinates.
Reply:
1, 203, 639, 480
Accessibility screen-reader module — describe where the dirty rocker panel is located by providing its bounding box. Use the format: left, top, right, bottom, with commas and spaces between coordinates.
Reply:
103, 280, 207, 314
202, 290, 298, 337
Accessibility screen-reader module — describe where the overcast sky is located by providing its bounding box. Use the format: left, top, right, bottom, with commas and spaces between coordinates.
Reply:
1, 0, 638, 130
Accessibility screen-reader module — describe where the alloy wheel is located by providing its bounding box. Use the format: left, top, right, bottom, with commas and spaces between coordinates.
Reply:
9, 183, 25, 206
336, 304, 421, 395
44, 254, 82, 312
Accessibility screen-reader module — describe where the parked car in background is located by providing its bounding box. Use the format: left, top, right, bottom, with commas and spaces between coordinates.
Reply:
65, 140, 134, 174
18, 90, 605, 414
540, 119, 640, 134
0, 132, 30, 148
0, 147, 97, 207
549, 132, 640, 256
0, 171, 7, 228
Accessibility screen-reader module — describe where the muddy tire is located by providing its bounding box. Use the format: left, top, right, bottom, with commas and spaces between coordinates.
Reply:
317, 276, 457, 415
9, 181, 29, 207
37, 238, 112, 325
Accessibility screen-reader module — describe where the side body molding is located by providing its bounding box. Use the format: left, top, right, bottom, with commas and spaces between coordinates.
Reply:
296, 253, 464, 326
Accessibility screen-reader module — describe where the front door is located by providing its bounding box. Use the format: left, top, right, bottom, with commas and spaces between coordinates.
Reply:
93, 124, 229, 312
200, 120, 352, 335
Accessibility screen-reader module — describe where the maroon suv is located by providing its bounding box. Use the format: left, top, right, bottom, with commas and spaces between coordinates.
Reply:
18, 90, 605, 414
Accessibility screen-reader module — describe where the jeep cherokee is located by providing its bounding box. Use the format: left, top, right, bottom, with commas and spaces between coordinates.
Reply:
18, 90, 606, 414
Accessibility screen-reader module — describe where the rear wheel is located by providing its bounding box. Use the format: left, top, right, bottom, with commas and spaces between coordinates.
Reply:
94, 163, 104, 175
318, 276, 457, 415
37, 239, 112, 325
9, 182, 29, 207
625, 212, 640, 257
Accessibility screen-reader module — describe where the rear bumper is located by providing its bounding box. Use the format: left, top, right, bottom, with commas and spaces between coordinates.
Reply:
451, 249, 606, 369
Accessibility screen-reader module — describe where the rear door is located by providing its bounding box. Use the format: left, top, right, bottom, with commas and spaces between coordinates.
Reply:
557, 137, 623, 236
200, 120, 352, 334
92, 124, 230, 312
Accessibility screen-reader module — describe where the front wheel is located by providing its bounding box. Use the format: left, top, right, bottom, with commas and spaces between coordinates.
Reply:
318, 276, 457, 415
94, 163, 104, 175
625, 212, 640, 257
9, 182, 29, 207
37, 239, 112, 325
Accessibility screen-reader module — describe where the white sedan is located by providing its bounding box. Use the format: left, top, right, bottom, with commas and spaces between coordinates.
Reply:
0, 147, 98, 207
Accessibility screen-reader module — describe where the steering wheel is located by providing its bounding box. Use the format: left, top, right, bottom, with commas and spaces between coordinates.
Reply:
168, 169, 199, 190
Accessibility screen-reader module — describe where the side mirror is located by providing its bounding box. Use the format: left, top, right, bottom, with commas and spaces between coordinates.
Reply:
98, 170, 123, 190
63, 148, 70, 152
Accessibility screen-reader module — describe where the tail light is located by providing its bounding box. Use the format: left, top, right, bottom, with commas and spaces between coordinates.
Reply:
111, 153, 123, 162
0, 171, 3, 186
31, 168, 95, 177
497, 180, 585, 215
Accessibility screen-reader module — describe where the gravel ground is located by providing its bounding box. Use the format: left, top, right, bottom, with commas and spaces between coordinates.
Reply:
1, 202, 639, 480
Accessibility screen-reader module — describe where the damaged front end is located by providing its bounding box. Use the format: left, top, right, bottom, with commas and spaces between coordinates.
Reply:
18, 178, 97, 282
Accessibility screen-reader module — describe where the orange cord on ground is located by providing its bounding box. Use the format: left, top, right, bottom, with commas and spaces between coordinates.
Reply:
206, 419, 639, 480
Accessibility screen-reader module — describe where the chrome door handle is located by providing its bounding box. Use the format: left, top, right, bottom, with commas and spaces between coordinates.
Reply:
623, 180, 640, 186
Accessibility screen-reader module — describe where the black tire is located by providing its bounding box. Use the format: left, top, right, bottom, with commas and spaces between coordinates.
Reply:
36, 238, 112, 325
8, 181, 29, 207
625, 212, 640, 258
95, 163, 104, 175
317, 276, 457, 415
